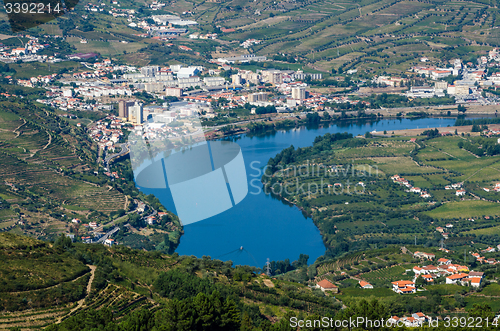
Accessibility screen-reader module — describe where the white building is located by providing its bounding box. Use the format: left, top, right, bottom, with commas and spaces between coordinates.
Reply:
177, 67, 199, 78
203, 76, 225, 87
291, 86, 306, 101
128, 102, 143, 124
104, 238, 117, 247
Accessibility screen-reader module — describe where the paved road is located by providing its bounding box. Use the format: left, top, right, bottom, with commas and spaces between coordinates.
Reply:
96, 226, 119, 243
105, 143, 130, 167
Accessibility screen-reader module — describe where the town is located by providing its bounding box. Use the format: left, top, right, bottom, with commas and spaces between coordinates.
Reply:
6, 31, 500, 125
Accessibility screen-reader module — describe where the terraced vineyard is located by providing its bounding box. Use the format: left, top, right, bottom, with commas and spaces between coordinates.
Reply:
1, 0, 497, 74
360, 264, 411, 286
264, 132, 500, 260
0, 99, 128, 240
317, 252, 364, 276
0, 234, 159, 330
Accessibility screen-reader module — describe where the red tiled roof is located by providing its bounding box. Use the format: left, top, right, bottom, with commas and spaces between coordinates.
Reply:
317, 279, 337, 289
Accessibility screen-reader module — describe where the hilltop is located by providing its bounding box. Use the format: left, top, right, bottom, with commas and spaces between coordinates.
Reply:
3, 0, 500, 75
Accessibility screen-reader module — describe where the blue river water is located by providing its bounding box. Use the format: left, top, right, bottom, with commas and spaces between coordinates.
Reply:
140, 117, 458, 268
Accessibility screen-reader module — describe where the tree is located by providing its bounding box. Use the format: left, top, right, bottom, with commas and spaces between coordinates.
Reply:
469, 303, 496, 321
306, 113, 320, 123
307, 265, 317, 280
240, 312, 253, 331
415, 276, 425, 287
458, 104, 467, 114
54, 233, 73, 249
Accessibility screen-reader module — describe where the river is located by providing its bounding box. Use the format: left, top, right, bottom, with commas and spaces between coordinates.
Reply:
140, 117, 459, 267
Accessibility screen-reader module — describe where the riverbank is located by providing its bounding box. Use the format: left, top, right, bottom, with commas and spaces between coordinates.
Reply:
202, 104, 499, 140
376, 124, 500, 137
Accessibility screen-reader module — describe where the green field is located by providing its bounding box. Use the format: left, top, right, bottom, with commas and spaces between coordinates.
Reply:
0, 0, 497, 74
425, 200, 500, 219
336, 287, 397, 298
264, 134, 500, 261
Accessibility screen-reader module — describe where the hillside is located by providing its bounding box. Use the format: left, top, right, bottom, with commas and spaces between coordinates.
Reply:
3, 0, 500, 75
0, 233, 499, 330
263, 132, 500, 256
0, 232, 342, 330
0, 90, 182, 251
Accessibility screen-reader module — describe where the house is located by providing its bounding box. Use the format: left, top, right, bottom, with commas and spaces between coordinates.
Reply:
392, 280, 416, 294
421, 265, 439, 274
412, 312, 429, 323
438, 258, 451, 265
146, 216, 156, 225
359, 280, 373, 289
413, 266, 423, 275
316, 279, 339, 293
421, 274, 434, 282
387, 316, 400, 325
81, 236, 92, 243
89, 222, 98, 228
482, 247, 495, 253
446, 273, 469, 285
448, 264, 469, 272
71, 218, 81, 224
456, 189, 466, 196
404, 316, 420, 327
414, 251, 435, 260
104, 238, 117, 247
470, 277, 482, 288
436, 227, 444, 233
469, 271, 484, 279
